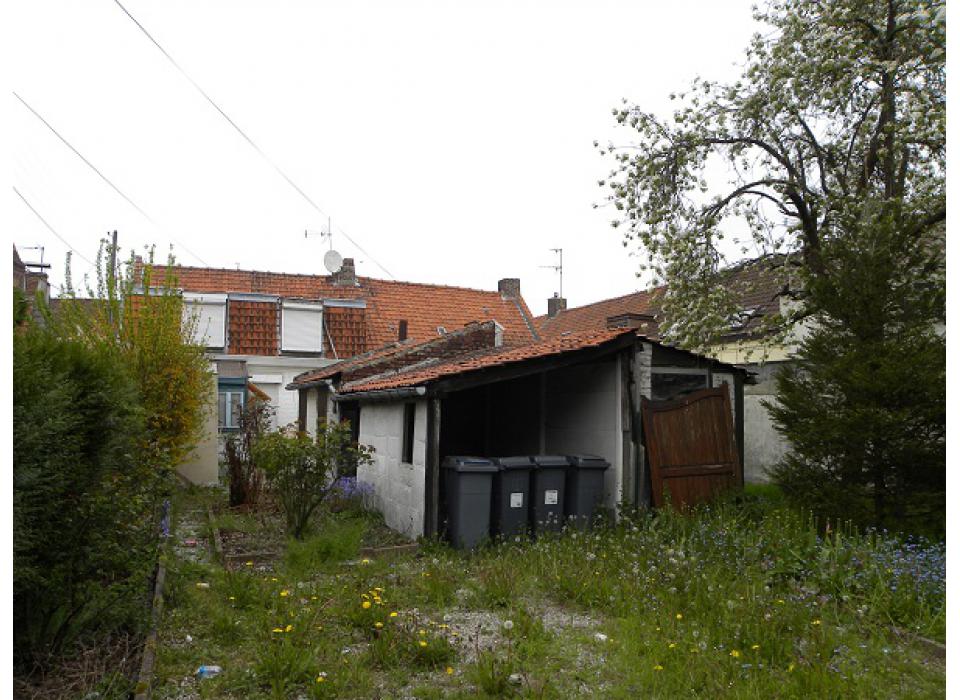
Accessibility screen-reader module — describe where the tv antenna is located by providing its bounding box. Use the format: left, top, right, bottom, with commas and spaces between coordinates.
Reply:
306, 217, 343, 274
21, 245, 51, 269
539, 247, 563, 298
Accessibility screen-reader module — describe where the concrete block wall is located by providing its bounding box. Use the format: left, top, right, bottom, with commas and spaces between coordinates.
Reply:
357, 401, 427, 539
741, 362, 790, 483
544, 359, 622, 509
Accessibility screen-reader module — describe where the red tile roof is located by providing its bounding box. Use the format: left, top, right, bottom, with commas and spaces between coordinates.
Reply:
534, 256, 791, 341
341, 327, 635, 393
536, 289, 659, 339
161, 265, 539, 356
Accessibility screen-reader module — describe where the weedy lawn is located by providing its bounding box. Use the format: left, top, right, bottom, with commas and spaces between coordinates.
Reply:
152, 486, 945, 699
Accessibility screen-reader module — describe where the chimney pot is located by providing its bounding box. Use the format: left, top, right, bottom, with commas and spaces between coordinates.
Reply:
498, 278, 520, 299
547, 296, 567, 318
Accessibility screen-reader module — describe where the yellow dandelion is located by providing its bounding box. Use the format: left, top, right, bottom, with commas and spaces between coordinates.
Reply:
228, 596, 235, 601
668, 643, 676, 649
245, 561, 253, 567
374, 622, 383, 629
390, 611, 398, 618
280, 590, 290, 597
676, 613, 683, 620
787, 663, 795, 673
311, 595, 318, 601
361, 558, 371, 565
271, 577, 278, 582
811, 619, 822, 626
654, 664, 664, 671
362, 601, 372, 609
418, 629, 426, 636
272, 627, 284, 633
285, 624, 294, 633
751, 644, 760, 650
446, 666, 454, 675
419, 640, 428, 648
776, 599, 785, 605
730, 649, 741, 658
316, 671, 327, 682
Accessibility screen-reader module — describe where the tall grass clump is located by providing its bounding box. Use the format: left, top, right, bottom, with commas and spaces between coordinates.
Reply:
516, 498, 944, 695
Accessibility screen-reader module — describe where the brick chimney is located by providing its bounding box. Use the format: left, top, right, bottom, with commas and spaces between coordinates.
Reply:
333, 258, 357, 286
498, 278, 520, 299
547, 294, 567, 318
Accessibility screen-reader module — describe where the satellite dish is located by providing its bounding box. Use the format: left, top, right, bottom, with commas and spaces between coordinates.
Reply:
323, 249, 344, 274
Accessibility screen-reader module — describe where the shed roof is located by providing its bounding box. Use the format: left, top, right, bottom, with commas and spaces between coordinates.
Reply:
341, 327, 634, 393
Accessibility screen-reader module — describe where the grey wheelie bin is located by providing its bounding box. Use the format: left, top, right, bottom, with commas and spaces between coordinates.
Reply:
530, 455, 568, 533
565, 454, 610, 529
491, 457, 534, 539
442, 456, 498, 549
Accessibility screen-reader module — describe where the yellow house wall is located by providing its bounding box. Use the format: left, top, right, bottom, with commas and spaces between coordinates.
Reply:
177, 378, 220, 485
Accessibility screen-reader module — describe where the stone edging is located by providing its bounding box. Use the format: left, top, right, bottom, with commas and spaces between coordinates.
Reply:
359, 542, 419, 559
891, 625, 946, 660
207, 505, 224, 564
132, 554, 167, 700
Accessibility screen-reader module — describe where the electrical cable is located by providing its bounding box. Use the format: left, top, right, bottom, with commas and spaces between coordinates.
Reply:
13, 186, 96, 267
111, 0, 395, 279
13, 91, 211, 266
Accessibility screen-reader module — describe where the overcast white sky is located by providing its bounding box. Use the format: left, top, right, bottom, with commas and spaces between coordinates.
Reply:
9, 0, 760, 316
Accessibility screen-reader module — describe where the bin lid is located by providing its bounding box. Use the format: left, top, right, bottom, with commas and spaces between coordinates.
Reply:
442, 456, 498, 473
566, 454, 611, 469
492, 456, 534, 470
531, 455, 570, 468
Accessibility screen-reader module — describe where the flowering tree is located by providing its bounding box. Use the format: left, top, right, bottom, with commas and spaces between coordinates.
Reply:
599, 0, 945, 351
601, 0, 945, 535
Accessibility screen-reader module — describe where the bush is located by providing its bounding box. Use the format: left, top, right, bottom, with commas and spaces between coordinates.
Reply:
224, 398, 272, 507
253, 423, 374, 539
13, 325, 160, 662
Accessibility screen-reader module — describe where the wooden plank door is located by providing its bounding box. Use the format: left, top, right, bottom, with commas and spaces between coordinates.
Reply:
641, 387, 741, 509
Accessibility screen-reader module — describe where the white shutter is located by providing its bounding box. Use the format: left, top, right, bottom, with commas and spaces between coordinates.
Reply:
282, 302, 323, 352
183, 293, 227, 347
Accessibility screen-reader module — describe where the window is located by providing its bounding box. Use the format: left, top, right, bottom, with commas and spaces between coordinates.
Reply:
281, 301, 323, 353
218, 378, 246, 430
650, 370, 708, 402
183, 293, 227, 348
401, 403, 416, 464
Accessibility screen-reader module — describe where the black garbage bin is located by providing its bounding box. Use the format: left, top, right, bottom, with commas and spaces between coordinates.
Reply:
491, 457, 533, 539
530, 455, 568, 533
441, 456, 498, 549
565, 455, 610, 528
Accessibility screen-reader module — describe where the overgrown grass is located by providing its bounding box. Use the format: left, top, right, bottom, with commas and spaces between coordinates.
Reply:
153, 488, 944, 699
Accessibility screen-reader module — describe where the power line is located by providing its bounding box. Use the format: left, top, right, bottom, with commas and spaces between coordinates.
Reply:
111, 0, 395, 279
13, 186, 97, 267
13, 91, 210, 267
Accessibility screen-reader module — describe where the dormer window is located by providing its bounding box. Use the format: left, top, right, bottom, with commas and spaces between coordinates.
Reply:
183, 293, 227, 348
281, 300, 323, 353
727, 307, 760, 332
